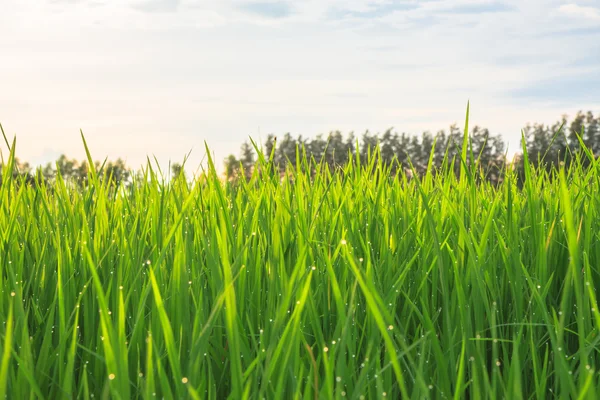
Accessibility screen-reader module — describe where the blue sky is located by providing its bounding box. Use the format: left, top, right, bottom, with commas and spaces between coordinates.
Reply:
1, 0, 599, 173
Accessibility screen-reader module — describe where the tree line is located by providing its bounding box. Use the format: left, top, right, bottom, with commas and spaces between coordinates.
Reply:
0, 154, 132, 188
225, 110, 600, 184
1, 110, 599, 187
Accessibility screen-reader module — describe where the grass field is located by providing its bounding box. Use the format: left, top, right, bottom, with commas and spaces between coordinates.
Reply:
1, 118, 600, 399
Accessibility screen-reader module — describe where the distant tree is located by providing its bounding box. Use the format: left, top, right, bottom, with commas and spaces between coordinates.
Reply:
171, 162, 185, 182
264, 134, 276, 159
523, 123, 551, 169
296, 134, 309, 168
396, 133, 411, 167
433, 130, 447, 169
276, 133, 297, 171
360, 131, 378, 164
519, 116, 568, 177
40, 163, 54, 182
224, 154, 239, 181
420, 132, 434, 170
55, 154, 77, 181
103, 158, 130, 186
380, 128, 396, 166
327, 131, 347, 168
345, 132, 356, 160
308, 134, 327, 165
549, 117, 569, 167
568, 111, 586, 158
471, 126, 489, 163
470, 126, 505, 184
446, 124, 463, 175
240, 141, 255, 179
0, 157, 34, 187
408, 135, 423, 173
76, 162, 91, 184
585, 111, 599, 155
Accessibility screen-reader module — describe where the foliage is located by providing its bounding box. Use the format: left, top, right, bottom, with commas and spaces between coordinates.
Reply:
225, 111, 600, 186
1, 111, 600, 398
0, 124, 131, 189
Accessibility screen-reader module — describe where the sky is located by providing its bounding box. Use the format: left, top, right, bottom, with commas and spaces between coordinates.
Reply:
1, 0, 599, 174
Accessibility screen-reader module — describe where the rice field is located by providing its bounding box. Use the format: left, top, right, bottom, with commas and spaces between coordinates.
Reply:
1, 122, 600, 399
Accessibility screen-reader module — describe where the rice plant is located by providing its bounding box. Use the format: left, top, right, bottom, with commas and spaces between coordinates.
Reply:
1, 111, 599, 399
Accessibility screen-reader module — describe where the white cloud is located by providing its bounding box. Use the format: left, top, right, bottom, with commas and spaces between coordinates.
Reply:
559, 3, 600, 20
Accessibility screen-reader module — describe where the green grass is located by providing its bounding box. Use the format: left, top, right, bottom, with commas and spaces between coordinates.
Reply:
1, 115, 600, 399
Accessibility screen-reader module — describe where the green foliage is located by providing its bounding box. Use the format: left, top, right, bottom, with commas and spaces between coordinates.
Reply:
2, 111, 600, 398
226, 111, 600, 186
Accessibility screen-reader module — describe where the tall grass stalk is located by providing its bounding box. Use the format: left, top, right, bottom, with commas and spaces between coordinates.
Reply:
1, 113, 599, 399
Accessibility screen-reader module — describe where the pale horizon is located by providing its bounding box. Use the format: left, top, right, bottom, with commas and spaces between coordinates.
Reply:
1, 0, 599, 173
